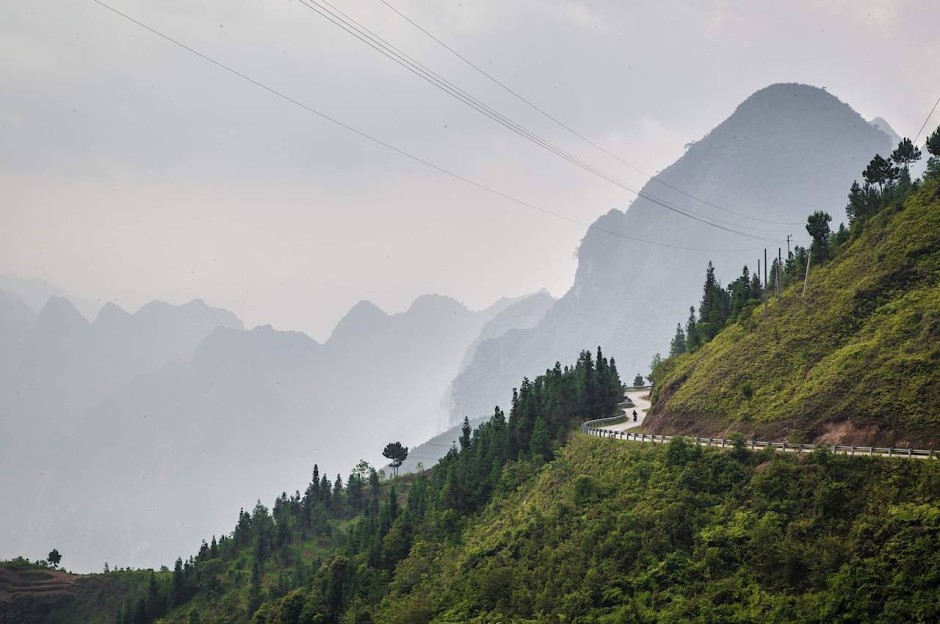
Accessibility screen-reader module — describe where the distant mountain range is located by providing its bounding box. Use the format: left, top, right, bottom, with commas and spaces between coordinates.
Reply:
0, 281, 552, 571
447, 83, 898, 426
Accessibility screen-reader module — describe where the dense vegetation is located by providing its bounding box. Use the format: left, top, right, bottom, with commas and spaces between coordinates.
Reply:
376, 436, 940, 623
0, 348, 621, 623
647, 130, 940, 446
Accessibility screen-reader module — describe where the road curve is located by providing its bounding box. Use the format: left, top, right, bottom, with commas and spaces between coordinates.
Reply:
607, 389, 650, 432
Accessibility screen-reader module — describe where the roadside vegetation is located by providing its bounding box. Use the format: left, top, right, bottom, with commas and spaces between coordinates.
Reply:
648, 129, 940, 446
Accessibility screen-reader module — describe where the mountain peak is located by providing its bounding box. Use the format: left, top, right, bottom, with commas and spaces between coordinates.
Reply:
328, 300, 389, 344
37, 296, 88, 327
406, 294, 468, 316
93, 301, 131, 327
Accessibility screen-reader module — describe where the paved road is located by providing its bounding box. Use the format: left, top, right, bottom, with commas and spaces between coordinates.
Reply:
585, 392, 937, 461
607, 390, 650, 432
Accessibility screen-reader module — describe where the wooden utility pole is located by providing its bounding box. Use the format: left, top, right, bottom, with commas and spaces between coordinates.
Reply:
778, 247, 783, 293
763, 249, 768, 311
786, 234, 791, 257
764, 249, 768, 289
802, 249, 812, 297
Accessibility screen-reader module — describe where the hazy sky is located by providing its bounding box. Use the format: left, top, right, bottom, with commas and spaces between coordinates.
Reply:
2, 0, 938, 340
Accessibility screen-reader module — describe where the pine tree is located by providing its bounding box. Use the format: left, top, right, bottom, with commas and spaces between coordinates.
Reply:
382, 442, 409, 478
669, 323, 687, 356
459, 416, 472, 451
863, 154, 900, 194
685, 306, 698, 351
529, 417, 551, 462
926, 127, 940, 181
891, 137, 922, 173
925, 126, 940, 157
845, 180, 877, 225
806, 210, 832, 262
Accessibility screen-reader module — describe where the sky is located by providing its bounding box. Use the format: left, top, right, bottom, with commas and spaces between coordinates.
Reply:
2, 0, 938, 340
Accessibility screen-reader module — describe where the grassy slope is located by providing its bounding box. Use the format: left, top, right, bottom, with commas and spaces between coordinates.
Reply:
0, 566, 153, 624
646, 180, 940, 446
377, 435, 940, 623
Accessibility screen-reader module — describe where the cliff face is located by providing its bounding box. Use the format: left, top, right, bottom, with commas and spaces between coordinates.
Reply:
449, 83, 895, 424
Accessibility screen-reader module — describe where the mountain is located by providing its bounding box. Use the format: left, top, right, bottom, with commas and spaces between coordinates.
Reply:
0, 297, 244, 572
645, 175, 940, 446
0, 290, 551, 572
0, 274, 101, 320
448, 83, 897, 426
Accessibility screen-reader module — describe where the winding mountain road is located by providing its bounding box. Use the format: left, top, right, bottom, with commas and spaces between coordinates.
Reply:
584, 389, 937, 460
607, 389, 650, 432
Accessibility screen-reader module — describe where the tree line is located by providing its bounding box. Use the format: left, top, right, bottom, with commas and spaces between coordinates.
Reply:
650, 125, 940, 384
115, 348, 623, 623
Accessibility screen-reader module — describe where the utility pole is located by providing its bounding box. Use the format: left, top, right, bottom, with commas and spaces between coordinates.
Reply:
778, 247, 783, 293
786, 234, 791, 258
802, 249, 812, 297
764, 249, 768, 288
764, 249, 768, 311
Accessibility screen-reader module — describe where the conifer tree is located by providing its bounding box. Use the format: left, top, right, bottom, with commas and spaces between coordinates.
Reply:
863, 154, 900, 194
382, 442, 409, 478
685, 307, 698, 351
891, 137, 922, 173
806, 210, 832, 261
669, 323, 687, 356
459, 416, 471, 451
928, 126, 940, 157
529, 417, 551, 462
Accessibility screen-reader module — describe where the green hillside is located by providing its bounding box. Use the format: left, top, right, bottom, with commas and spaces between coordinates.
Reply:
646, 175, 940, 447
375, 436, 940, 623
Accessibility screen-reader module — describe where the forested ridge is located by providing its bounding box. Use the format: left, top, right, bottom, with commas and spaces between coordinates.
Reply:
647, 130, 940, 447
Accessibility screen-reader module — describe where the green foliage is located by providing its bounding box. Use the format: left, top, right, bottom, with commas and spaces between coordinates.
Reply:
891, 137, 922, 170
652, 177, 940, 445
46, 549, 61, 569
77, 349, 622, 624
926, 126, 940, 157
382, 442, 409, 478
377, 437, 940, 623
805, 210, 832, 261
863, 153, 900, 194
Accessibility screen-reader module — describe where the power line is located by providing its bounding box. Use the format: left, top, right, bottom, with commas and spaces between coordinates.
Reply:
377, 0, 803, 228
913, 94, 940, 143
89, 0, 762, 254
297, 0, 790, 244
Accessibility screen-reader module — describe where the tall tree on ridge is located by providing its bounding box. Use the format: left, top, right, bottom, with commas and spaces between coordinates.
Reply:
806, 210, 832, 261
891, 137, 922, 173
382, 442, 409, 478
863, 154, 900, 194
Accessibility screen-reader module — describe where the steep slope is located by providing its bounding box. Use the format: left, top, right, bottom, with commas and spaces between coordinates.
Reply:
645, 179, 940, 446
449, 83, 895, 425
375, 436, 940, 623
